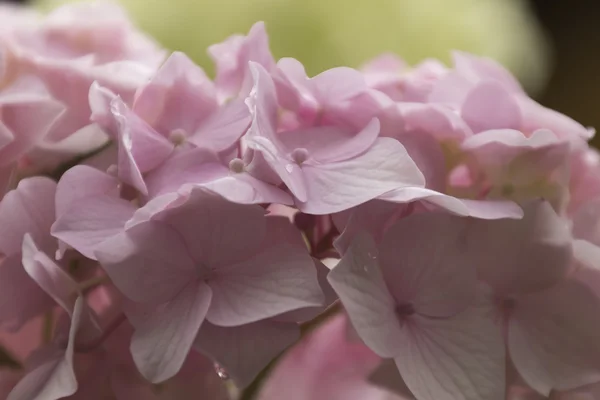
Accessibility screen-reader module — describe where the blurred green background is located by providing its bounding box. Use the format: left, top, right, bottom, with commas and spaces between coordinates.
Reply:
4, 0, 600, 145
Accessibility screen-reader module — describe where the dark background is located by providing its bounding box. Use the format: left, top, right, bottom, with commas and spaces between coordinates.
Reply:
4, 0, 600, 144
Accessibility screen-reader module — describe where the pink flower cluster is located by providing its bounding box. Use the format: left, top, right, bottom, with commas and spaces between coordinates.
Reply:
1, 2, 600, 400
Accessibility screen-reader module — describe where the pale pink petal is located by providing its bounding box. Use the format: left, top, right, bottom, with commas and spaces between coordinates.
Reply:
0, 77, 66, 166
144, 147, 227, 197
188, 98, 250, 153
206, 244, 323, 326
110, 98, 173, 192
518, 97, 592, 141
0, 177, 56, 255
572, 197, 600, 246
393, 132, 446, 191
7, 297, 85, 400
209, 21, 275, 99
145, 147, 292, 204
297, 138, 425, 214
55, 165, 118, 218
247, 135, 309, 202
51, 195, 136, 260
397, 103, 473, 140
278, 118, 381, 164
509, 279, 600, 395
379, 187, 523, 220
88, 82, 118, 135
275, 258, 338, 323
21, 234, 78, 314
452, 51, 523, 93
258, 314, 395, 400
152, 187, 267, 267
130, 281, 212, 383
133, 51, 217, 136
378, 212, 476, 317
464, 200, 572, 295
461, 81, 522, 133
395, 289, 505, 400
333, 200, 402, 255
368, 359, 415, 399
0, 254, 51, 330
327, 232, 402, 358
94, 221, 195, 304
195, 320, 300, 388
311, 66, 368, 105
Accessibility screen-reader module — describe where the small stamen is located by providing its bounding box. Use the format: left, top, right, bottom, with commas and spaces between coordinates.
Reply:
291, 148, 309, 165
169, 129, 187, 146
228, 158, 245, 174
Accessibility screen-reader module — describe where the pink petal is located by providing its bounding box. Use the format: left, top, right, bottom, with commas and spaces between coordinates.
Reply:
7, 297, 85, 400
452, 51, 523, 94
110, 98, 173, 193
248, 135, 309, 202
209, 21, 275, 100
368, 359, 415, 399
333, 200, 403, 255
379, 187, 523, 220
461, 81, 522, 133
0, 77, 66, 166
397, 103, 473, 140
0, 254, 51, 331
144, 147, 227, 197
327, 232, 403, 358
195, 320, 300, 388
258, 314, 393, 400
133, 52, 217, 136
464, 200, 572, 295
51, 195, 136, 260
0, 177, 56, 255
246, 62, 285, 143
145, 147, 292, 204
509, 279, 600, 395
152, 187, 268, 268
311, 66, 368, 105
188, 98, 251, 153
21, 234, 78, 314
278, 118, 381, 164
206, 244, 323, 326
88, 82, 118, 135
297, 137, 425, 214
518, 97, 592, 141
130, 281, 212, 383
395, 289, 505, 400
275, 258, 338, 323
572, 197, 600, 246
378, 212, 477, 317
55, 165, 118, 219
94, 221, 195, 304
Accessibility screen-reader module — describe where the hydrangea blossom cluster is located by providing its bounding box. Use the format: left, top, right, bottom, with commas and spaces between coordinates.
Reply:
1, 2, 600, 400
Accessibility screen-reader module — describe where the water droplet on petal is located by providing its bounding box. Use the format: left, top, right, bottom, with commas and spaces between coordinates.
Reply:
214, 363, 230, 380
285, 164, 294, 173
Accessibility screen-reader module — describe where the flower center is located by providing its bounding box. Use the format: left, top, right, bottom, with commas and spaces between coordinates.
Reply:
228, 158, 245, 174
395, 303, 416, 321
169, 129, 187, 146
291, 148, 309, 165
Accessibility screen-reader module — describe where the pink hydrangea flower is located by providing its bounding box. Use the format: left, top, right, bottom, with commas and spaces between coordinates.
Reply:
328, 212, 505, 400
94, 188, 324, 383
